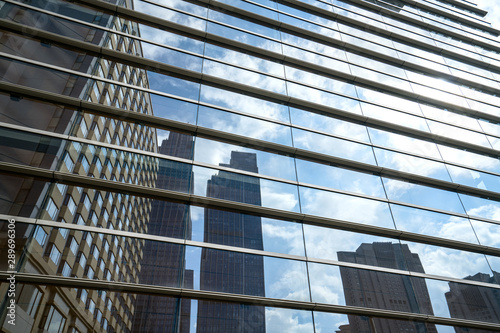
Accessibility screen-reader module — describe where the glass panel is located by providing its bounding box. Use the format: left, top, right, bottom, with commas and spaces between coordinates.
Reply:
470, 219, 500, 248
197, 106, 293, 145
0, 93, 77, 134
357, 86, 424, 115
192, 165, 300, 212
280, 31, 348, 61
292, 128, 376, 164
368, 128, 441, 159
282, 45, 351, 75
390, 204, 479, 244
316, 264, 435, 315
187, 246, 310, 301
199, 85, 290, 122
383, 178, 466, 214
0, 127, 64, 169
138, 23, 205, 54
189, 204, 305, 256
300, 187, 395, 228
308, 263, 345, 305
420, 104, 483, 132
427, 120, 492, 148
447, 165, 500, 192
438, 144, 500, 174
206, 22, 282, 53
373, 147, 452, 181
284, 66, 357, 98
304, 225, 401, 263
403, 241, 491, 279
287, 82, 363, 115
296, 159, 386, 198
194, 138, 297, 181
208, 8, 280, 40
204, 43, 284, 77
135, 1, 207, 31
203, 60, 287, 94
427, 278, 500, 322
458, 193, 500, 221
290, 107, 370, 142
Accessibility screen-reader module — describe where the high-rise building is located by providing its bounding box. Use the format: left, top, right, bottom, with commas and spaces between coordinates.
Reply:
445, 272, 500, 333
1, 0, 500, 332
338, 242, 437, 332
198, 151, 265, 332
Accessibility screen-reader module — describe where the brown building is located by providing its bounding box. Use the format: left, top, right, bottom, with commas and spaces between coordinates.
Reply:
338, 242, 437, 333
446, 272, 500, 333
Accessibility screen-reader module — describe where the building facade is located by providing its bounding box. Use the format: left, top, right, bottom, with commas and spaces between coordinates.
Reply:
1, 0, 500, 332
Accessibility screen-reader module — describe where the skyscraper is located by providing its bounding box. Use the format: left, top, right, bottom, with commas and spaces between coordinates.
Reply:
198, 151, 265, 332
445, 272, 500, 333
338, 242, 437, 332
1, 0, 500, 332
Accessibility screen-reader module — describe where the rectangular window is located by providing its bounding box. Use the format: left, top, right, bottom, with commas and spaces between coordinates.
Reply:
67, 196, 77, 216
61, 261, 71, 277
81, 156, 90, 173
64, 153, 75, 172
81, 119, 89, 138
48, 245, 61, 266
57, 183, 67, 195
46, 198, 58, 220
59, 219, 69, 239
34, 227, 48, 246
77, 252, 87, 268
87, 299, 95, 315
16, 285, 42, 318
96, 193, 103, 207
91, 245, 100, 260
83, 232, 92, 247
44, 305, 66, 333
76, 215, 85, 226
79, 289, 88, 304
83, 194, 92, 211
69, 237, 79, 255
85, 265, 95, 279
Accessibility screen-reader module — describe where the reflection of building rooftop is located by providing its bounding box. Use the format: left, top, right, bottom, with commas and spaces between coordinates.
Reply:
338, 242, 437, 333
446, 272, 500, 332
198, 151, 265, 332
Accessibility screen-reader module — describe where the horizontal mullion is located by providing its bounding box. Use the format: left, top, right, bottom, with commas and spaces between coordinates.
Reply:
5, 1, 500, 132
0, 271, 499, 331
278, 0, 500, 63
5, 118, 500, 207
72, 0, 500, 122
3, 81, 500, 217
2, 20, 500, 160
5, 214, 499, 290
0, 161, 499, 258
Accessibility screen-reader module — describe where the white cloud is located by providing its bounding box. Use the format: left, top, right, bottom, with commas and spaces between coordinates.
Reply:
300, 188, 394, 228
265, 308, 314, 333
476, 1, 500, 30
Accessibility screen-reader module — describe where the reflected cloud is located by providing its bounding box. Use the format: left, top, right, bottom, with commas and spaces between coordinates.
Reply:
265, 308, 314, 333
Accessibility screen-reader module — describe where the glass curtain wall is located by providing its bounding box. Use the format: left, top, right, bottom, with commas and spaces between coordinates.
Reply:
0, 0, 500, 332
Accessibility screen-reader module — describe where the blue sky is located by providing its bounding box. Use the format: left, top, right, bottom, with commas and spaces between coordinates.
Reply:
475, 0, 500, 28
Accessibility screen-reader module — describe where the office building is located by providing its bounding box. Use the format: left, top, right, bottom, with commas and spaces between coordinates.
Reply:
198, 151, 265, 332
338, 242, 437, 332
1, 0, 500, 332
445, 272, 500, 333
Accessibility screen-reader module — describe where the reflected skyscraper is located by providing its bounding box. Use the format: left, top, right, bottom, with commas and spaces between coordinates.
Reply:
198, 152, 265, 332
1, 0, 500, 332
0, 0, 157, 331
132, 132, 194, 332
338, 242, 437, 332
446, 272, 500, 333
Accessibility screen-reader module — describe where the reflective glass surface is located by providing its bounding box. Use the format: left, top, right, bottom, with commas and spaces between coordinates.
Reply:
2, 0, 500, 331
